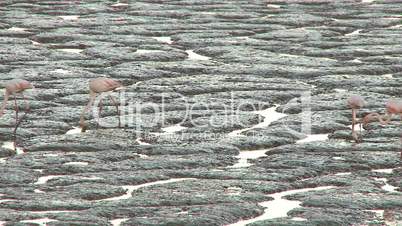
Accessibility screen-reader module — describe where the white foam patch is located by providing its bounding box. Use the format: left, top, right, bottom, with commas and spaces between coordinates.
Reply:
186, 50, 210, 61
136, 49, 164, 54
228, 150, 268, 168
98, 178, 195, 201
52, 69, 70, 74
333, 157, 345, 160
153, 36, 173, 44
29, 210, 78, 214
135, 137, 151, 145
382, 74, 393, 79
65, 127, 84, 135
34, 175, 64, 185
63, 162, 89, 166
0, 158, 6, 164
58, 15, 79, 20
228, 106, 287, 136
31, 40, 41, 45
227, 186, 336, 226
372, 168, 395, 174
296, 134, 328, 143
43, 153, 58, 157
7, 27, 27, 32
34, 189, 45, 193
374, 178, 399, 193
162, 124, 187, 134
111, 3, 129, 7
266, 4, 281, 8
110, 218, 129, 226
58, 49, 83, 54
345, 29, 362, 36
20, 218, 57, 225
335, 172, 352, 176
350, 58, 363, 63
390, 24, 402, 28
291, 217, 308, 221
1, 142, 24, 155
334, 89, 347, 93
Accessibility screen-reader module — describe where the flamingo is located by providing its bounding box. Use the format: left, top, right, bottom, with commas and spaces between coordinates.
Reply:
363, 99, 402, 127
80, 77, 123, 132
0, 79, 34, 150
363, 99, 402, 159
347, 95, 364, 142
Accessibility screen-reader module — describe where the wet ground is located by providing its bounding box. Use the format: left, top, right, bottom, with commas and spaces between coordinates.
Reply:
0, 0, 402, 225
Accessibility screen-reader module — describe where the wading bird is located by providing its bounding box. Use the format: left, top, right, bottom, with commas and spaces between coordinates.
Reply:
80, 77, 123, 132
347, 95, 365, 142
0, 79, 34, 150
363, 99, 402, 159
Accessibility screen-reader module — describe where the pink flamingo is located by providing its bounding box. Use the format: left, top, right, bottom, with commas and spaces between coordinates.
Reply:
363, 99, 402, 126
363, 99, 402, 159
347, 95, 365, 142
0, 79, 34, 150
1, 79, 33, 117
80, 77, 123, 132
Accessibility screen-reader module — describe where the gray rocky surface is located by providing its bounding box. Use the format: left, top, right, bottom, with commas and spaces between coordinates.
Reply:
0, 0, 401, 225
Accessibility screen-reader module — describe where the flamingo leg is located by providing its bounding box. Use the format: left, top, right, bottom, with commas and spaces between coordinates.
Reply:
13, 95, 20, 152
351, 108, 359, 142
80, 91, 97, 132
96, 97, 103, 130
13, 95, 19, 126
22, 93, 30, 113
108, 94, 121, 128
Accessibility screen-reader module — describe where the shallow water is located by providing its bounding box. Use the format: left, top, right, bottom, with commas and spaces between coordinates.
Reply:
296, 134, 328, 143
110, 218, 129, 226
291, 217, 307, 221
34, 175, 64, 185
227, 186, 336, 226
382, 74, 393, 79
186, 50, 210, 61
228, 150, 268, 168
335, 172, 352, 176
63, 162, 89, 166
345, 29, 362, 36
20, 218, 56, 225
333, 157, 345, 160
266, 4, 281, 8
374, 178, 399, 193
162, 124, 187, 133
52, 69, 70, 74
334, 88, 348, 93
58, 15, 79, 20
7, 27, 26, 32
111, 3, 128, 7
135, 137, 151, 145
153, 36, 173, 44
136, 49, 164, 54
65, 127, 86, 135
98, 178, 195, 201
372, 168, 395, 174
228, 106, 286, 136
58, 48, 83, 54
1, 142, 24, 155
